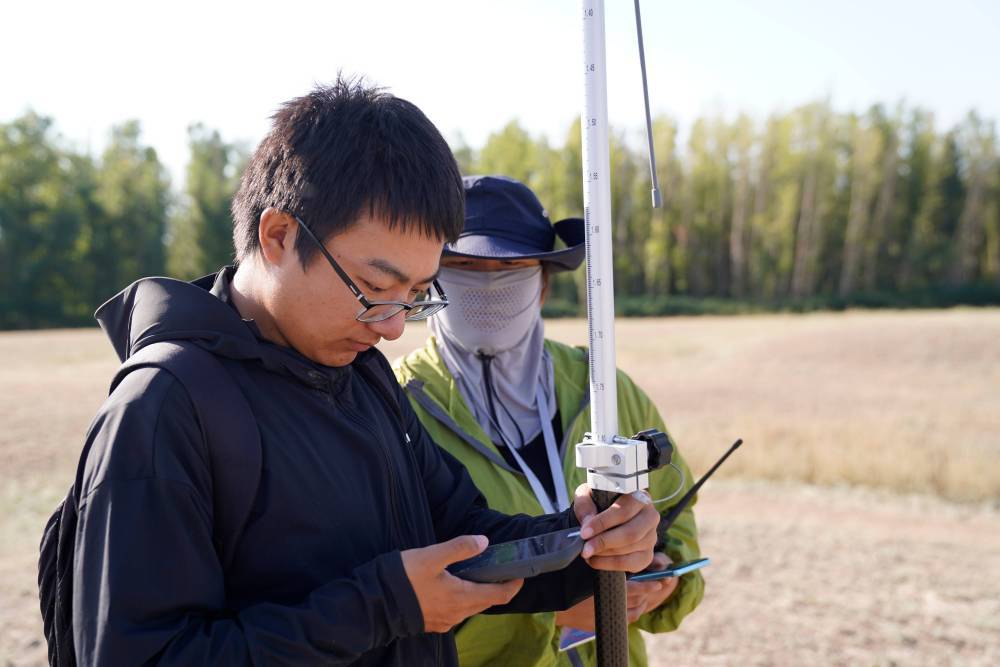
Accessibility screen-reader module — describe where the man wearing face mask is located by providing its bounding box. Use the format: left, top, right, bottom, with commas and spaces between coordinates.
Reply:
393, 175, 704, 667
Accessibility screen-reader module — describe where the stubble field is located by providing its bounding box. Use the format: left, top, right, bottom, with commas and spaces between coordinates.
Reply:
2, 309, 998, 665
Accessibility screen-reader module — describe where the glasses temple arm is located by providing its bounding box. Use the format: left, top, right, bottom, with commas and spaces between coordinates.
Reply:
293, 215, 367, 302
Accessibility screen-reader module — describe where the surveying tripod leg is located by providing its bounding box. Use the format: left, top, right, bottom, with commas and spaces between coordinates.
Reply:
592, 489, 629, 666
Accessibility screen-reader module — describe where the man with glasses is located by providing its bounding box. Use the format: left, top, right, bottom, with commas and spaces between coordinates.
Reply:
69, 78, 660, 666
292, 213, 450, 324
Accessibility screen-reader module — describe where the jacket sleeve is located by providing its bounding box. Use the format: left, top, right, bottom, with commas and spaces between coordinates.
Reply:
395, 375, 593, 614
620, 373, 705, 633
73, 369, 424, 666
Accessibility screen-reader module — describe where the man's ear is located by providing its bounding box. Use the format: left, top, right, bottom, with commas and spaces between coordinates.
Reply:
258, 208, 297, 267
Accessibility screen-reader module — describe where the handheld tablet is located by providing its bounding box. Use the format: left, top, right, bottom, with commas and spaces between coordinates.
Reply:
628, 557, 709, 582
447, 527, 585, 583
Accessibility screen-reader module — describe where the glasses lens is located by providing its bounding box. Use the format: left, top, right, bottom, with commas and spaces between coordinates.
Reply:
357, 303, 406, 323
404, 302, 447, 321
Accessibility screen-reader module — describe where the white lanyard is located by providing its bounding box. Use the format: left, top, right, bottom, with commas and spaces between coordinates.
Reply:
501, 385, 571, 514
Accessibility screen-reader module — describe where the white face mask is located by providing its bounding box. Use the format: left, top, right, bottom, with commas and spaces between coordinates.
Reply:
433, 266, 543, 356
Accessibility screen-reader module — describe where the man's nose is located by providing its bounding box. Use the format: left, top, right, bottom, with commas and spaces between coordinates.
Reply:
366, 310, 406, 341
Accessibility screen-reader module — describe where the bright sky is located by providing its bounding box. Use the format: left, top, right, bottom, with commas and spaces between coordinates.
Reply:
3, 0, 998, 184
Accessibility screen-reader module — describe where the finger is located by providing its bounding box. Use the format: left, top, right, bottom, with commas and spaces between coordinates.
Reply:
582, 524, 657, 559
587, 550, 655, 573
630, 586, 653, 606
431, 535, 488, 567
627, 604, 645, 623
573, 484, 597, 526
584, 532, 657, 558
626, 580, 664, 598
579, 493, 645, 540
459, 577, 524, 609
581, 504, 658, 557
495, 578, 523, 604
649, 552, 671, 570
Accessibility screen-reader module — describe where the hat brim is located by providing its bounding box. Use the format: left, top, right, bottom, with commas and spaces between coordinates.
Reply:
443, 218, 586, 272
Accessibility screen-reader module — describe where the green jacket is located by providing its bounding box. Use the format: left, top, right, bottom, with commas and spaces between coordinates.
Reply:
393, 337, 704, 667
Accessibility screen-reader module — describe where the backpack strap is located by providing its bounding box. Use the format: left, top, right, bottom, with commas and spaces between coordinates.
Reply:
38, 494, 78, 667
112, 341, 262, 571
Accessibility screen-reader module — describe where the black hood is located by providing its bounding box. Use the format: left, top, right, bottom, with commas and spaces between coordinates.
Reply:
94, 270, 260, 363
94, 268, 355, 390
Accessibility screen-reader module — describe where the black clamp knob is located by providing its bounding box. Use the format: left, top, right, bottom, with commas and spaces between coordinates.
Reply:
633, 428, 673, 471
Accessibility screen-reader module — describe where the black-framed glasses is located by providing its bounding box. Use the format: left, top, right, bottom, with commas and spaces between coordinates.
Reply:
293, 215, 449, 323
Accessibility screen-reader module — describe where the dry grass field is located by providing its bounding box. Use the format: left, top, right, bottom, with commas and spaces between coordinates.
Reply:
545, 310, 1000, 502
2, 309, 999, 665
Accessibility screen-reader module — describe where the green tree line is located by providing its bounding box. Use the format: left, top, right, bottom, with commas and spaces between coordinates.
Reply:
0, 113, 245, 328
2, 101, 999, 329
461, 103, 1000, 315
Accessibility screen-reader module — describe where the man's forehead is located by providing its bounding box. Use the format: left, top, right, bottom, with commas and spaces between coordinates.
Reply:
365, 257, 440, 285
338, 214, 445, 282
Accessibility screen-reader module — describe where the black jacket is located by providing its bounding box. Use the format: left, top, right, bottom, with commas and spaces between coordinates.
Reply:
73, 269, 592, 666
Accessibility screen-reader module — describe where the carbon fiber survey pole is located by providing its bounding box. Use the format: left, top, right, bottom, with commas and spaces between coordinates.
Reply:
580, 2, 628, 664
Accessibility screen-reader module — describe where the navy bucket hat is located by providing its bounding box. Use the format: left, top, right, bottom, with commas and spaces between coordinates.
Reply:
444, 175, 585, 272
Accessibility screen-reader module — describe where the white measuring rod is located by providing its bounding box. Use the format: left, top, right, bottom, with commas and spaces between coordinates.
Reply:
574, 0, 649, 494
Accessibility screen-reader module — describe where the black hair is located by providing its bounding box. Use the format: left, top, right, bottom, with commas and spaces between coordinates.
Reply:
231, 76, 464, 267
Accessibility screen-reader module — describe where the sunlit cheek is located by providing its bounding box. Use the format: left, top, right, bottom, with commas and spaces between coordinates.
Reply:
319, 293, 368, 347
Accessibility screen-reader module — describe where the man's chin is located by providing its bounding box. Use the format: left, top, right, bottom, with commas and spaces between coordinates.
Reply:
308, 341, 374, 367
310, 350, 358, 368
320, 350, 358, 367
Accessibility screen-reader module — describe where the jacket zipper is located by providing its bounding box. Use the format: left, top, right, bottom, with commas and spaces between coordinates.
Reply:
332, 392, 406, 548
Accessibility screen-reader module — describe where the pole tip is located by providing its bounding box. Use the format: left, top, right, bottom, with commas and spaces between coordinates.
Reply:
651, 188, 662, 209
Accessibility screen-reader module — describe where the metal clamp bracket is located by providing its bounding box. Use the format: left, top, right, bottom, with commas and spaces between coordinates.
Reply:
575, 429, 673, 494
576, 434, 647, 493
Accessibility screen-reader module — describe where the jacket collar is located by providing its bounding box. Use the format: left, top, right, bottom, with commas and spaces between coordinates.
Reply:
398, 335, 592, 463
96, 266, 361, 394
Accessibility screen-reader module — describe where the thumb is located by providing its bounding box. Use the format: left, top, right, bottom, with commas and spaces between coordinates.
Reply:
573, 483, 597, 526
430, 534, 489, 567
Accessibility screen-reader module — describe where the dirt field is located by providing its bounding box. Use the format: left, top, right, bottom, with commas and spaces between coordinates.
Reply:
2, 310, 998, 665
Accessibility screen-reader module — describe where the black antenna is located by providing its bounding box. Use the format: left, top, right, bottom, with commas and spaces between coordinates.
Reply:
634, 0, 661, 208
660, 439, 743, 533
